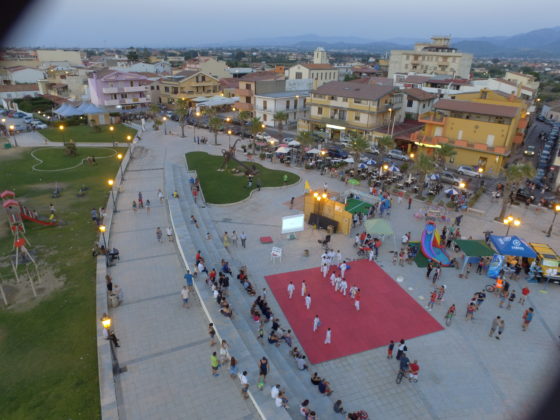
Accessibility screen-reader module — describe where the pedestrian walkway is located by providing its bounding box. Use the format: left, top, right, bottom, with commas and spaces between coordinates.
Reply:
105, 139, 258, 420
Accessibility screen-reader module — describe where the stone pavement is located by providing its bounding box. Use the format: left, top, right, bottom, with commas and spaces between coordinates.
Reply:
105, 139, 258, 420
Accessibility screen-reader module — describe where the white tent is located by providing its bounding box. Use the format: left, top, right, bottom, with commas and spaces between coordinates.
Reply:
306, 148, 321, 154
287, 140, 300, 147
198, 96, 240, 107
276, 146, 291, 154
343, 157, 355, 163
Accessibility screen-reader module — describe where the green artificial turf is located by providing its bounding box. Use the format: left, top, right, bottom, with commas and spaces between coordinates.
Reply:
0, 145, 125, 419
31, 147, 118, 171
186, 151, 299, 204
39, 124, 136, 143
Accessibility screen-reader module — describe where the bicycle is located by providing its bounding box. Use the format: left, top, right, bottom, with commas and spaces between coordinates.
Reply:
444, 311, 455, 326
485, 284, 496, 293
396, 369, 406, 384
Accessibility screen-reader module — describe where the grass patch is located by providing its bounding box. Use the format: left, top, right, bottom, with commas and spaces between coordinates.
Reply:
31, 147, 118, 171
40, 124, 136, 143
0, 146, 125, 419
186, 151, 299, 204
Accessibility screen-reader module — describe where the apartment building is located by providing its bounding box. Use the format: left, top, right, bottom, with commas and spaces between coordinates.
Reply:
182, 56, 230, 79
388, 37, 473, 79
152, 70, 220, 107
504, 71, 540, 91
0, 66, 44, 85
411, 90, 527, 174
38, 67, 92, 101
402, 88, 437, 119
234, 70, 285, 113
298, 80, 404, 142
88, 70, 151, 110
36, 49, 84, 67
254, 90, 308, 128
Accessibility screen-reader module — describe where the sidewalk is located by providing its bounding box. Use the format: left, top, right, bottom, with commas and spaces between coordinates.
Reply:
106, 135, 258, 420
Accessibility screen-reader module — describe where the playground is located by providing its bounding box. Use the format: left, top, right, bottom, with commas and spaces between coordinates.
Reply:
186, 151, 300, 204
0, 146, 124, 418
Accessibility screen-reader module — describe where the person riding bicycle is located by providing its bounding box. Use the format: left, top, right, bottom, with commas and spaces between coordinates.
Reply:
445, 304, 456, 318
408, 360, 420, 381
399, 353, 410, 373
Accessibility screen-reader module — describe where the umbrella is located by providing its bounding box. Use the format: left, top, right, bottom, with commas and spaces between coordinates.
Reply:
348, 178, 360, 185
306, 148, 320, 154
366, 159, 377, 166
429, 174, 440, 180
287, 140, 300, 147
364, 218, 394, 237
388, 164, 400, 172
445, 188, 459, 195
276, 146, 291, 154
358, 163, 367, 169
343, 157, 354, 163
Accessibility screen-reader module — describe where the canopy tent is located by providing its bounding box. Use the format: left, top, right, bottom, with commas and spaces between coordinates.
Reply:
197, 96, 239, 107
358, 163, 367, 169
306, 148, 321, 154
54, 102, 107, 117
366, 159, 377, 166
364, 218, 394, 237
489, 235, 537, 258
343, 157, 354, 163
429, 174, 440, 180
287, 140, 300, 147
345, 198, 372, 215
444, 188, 459, 196
455, 239, 496, 274
388, 164, 400, 172
275, 146, 291, 154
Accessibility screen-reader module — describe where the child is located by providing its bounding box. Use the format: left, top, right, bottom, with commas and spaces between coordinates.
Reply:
387, 340, 395, 359
436, 285, 446, 304
257, 325, 264, 343
499, 290, 509, 308
339, 278, 348, 296
349, 285, 358, 299
392, 252, 398, 265
507, 290, 516, 309
427, 290, 437, 311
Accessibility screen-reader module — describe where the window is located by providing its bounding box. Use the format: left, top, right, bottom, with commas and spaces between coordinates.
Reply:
173, 87, 178, 94
157, 85, 160, 90
263, 100, 267, 110
263, 114, 267, 121
342, 97, 348, 102
294, 99, 298, 109
286, 100, 290, 109
164, 86, 169, 93
245, 83, 251, 90
121, 93, 128, 98
151, 86, 154, 90
295, 72, 303, 79
130, 81, 134, 87
407, 99, 414, 107
245, 97, 251, 104
317, 107, 323, 115
354, 113, 360, 121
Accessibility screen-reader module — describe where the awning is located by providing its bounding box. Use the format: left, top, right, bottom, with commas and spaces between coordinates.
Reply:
489, 235, 537, 258
455, 240, 495, 257
276, 146, 291, 154
288, 140, 300, 146
364, 218, 393, 237
345, 198, 372, 215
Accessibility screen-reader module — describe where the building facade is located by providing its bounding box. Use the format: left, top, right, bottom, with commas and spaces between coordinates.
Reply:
388, 37, 473, 79
287, 63, 338, 89
111, 61, 171, 74
88, 70, 151, 110
151, 70, 220, 107
298, 80, 404, 142
254, 90, 308, 128
38, 67, 92, 101
36, 49, 84, 67
182, 56, 230, 79
234, 71, 285, 113
402, 88, 437, 119
0, 66, 45, 85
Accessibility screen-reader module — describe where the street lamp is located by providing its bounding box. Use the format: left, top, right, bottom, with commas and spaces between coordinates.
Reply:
459, 182, 466, 189
546, 204, 560, 237
409, 152, 415, 159
99, 225, 109, 265
193, 111, 201, 141
109, 125, 115, 146
478, 167, 484, 174
162, 116, 167, 135
503, 215, 520, 236
116, 153, 124, 181
227, 129, 232, 147
107, 179, 118, 212
101, 313, 111, 329
8, 125, 18, 147
59, 124, 65, 142
386, 107, 393, 135
100, 312, 123, 374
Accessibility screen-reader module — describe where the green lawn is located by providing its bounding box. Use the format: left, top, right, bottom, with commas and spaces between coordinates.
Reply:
39, 124, 136, 143
31, 147, 119, 171
186, 151, 299, 204
0, 146, 125, 419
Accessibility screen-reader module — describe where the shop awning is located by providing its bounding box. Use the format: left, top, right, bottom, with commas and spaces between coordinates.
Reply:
489, 235, 537, 258
455, 240, 495, 257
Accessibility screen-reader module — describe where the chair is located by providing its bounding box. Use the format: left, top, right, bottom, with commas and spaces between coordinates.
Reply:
270, 247, 282, 263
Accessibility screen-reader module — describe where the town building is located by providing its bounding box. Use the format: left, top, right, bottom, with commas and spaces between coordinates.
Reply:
504, 71, 540, 91
110, 61, 171, 74
0, 66, 45, 85
151, 70, 220, 107
402, 88, 437, 119
411, 89, 528, 174
298, 80, 404, 142
38, 67, 92, 101
234, 70, 285, 114
388, 36, 473, 79
182, 56, 230, 79
254, 90, 308, 128
36, 49, 84, 67
287, 47, 338, 89
0, 83, 40, 108
541, 101, 560, 122
88, 70, 151, 110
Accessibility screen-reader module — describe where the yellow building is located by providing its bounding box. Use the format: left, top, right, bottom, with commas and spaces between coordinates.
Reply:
151, 70, 221, 108
411, 89, 528, 175
298, 80, 404, 142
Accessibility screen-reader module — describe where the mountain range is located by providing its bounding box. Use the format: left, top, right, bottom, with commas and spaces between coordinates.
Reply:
200, 26, 560, 58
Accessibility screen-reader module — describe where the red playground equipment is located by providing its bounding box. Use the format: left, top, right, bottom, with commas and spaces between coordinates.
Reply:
1, 190, 57, 228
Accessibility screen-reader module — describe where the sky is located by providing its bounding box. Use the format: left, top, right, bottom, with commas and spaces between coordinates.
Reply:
3, 0, 560, 48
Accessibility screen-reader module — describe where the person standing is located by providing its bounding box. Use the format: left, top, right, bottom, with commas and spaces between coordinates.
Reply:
426, 290, 437, 311
145, 199, 151, 214
354, 288, 361, 311
301, 280, 307, 297
240, 371, 249, 399
408, 196, 412, 210
132, 200, 137, 213
426, 261, 434, 279
387, 340, 395, 359
219, 340, 230, 365
522, 308, 534, 331
340, 278, 348, 296
158, 188, 164, 203
156, 227, 163, 243
466, 302, 476, 320
231, 230, 238, 247
336, 250, 343, 265
184, 270, 194, 291
287, 281, 295, 299
475, 290, 486, 309
223, 232, 230, 248
290, 197, 295, 209
507, 290, 516, 309
240, 231, 247, 248
495, 318, 505, 339
432, 265, 441, 285
489, 316, 500, 337
211, 352, 220, 376
229, 356, 238, 378
321, 263, 329, 278
181, 286, 190, 308
519, 287, 530, 305
166, 226, 173, 241
324, 327, 332, 344
258, 357, 269, 387
208, 323, 216, 346
396, 339, 407, 360
313, 315, 321, 332
305, 294, 312, 310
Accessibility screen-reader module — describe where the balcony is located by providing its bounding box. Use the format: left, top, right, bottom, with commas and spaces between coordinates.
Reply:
235, 88, 252, 97
103, 87, 119, 94
418, 112, 446, 125
104, 97, 150, 106
410, 131, 511, 156
102, 85, 149, 94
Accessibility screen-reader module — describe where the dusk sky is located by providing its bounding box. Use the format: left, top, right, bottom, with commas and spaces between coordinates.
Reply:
4, 0, 560, 47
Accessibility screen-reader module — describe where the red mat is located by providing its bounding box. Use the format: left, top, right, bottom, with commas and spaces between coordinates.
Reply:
265, 259, 444, 364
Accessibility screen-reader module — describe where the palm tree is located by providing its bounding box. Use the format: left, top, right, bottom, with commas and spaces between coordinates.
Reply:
347, 133, 370, 171
249, 117, 264, 154
376, 135, 395, 159
273, 111, 289, 141
175, 98, 189, 138
435, 144, 456, 168
238, 110, 251, 138
208, 116, 224, 145
498, 163, 536, 220
412, 152, 436, 196
297, 130, 315, 165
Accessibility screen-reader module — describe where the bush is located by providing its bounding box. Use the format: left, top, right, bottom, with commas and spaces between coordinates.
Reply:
468, 187, 484, 207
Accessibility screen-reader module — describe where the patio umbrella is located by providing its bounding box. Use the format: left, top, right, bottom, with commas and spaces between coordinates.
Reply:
343, 157, 354, 163
358, 163, 367, 169
445, 188, 459, 195
306, 148, 320, 154
364, 218, 394, 237
348, 178, 360, 185
388, 164, 400, 172
366, 159, 377, 166
429, 174, 440, 180
287, 140, 300, 147
276, 146, 291, 154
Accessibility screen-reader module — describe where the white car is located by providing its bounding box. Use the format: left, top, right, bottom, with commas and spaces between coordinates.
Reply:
387, 149, 410, 161
33, 122, 48, 129
256, 132, 272, 141
457, 165, 482, 177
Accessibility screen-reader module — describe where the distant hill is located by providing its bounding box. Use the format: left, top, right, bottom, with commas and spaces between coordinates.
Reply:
202, 26, 560, 58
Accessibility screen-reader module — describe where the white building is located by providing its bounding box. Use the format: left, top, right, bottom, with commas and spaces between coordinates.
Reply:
402, 88, 437, 119
388, 37, 473, 79
254, 90, 309, 128
111, 61, 171, 74
0, 83, 40, 108
0, 66, 45, 85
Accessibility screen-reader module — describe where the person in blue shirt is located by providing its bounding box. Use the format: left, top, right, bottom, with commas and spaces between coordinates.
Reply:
184, 270, 194, 290
399, 353, 410, 373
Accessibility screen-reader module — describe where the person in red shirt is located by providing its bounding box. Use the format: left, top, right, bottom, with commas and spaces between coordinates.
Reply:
359, 231, 367, 245
408, 360, 420, 381
209, 268, 217, 283
519, 287, 530, 305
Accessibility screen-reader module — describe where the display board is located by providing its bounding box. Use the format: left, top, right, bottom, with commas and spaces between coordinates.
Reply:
282, 214, 305, 234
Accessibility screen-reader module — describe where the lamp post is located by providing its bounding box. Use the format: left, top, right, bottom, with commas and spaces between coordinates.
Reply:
100, 313, 123, 374
546, 204, 560, 237
59, 124, 65, 142
109, 125, 115, 146
227, 129, 232, 147
162, 116, 167, 135
386, 107, 393, 135
116, 153, 124, 181
193, 111, 200, 142
108, 179, 118, 212
503, 215, 521, 236
8, 124, 18, 147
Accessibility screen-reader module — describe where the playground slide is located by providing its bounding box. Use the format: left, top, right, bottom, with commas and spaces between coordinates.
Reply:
20, 213, 57, 226
421, 222, 451, 266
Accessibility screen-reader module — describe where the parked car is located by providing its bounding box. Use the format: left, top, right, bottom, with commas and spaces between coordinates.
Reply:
369, 146, 380, 155
256, 132, 272, 141
515, 188, 536, 203
440, 171, 463, 186
23, 116, 34, 123
386, 149, 410, 161
457, 165, 482, 177
523, 145, 536, 156
327, 147, 349, 159
13, 112, 27, 118
32, 122, 48, 129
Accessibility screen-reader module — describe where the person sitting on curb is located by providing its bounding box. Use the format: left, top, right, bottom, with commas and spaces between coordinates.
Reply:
295, 355, 308, 371
268, 331, 281, 347
310, 372, 322, 386
318, 379, 333, 396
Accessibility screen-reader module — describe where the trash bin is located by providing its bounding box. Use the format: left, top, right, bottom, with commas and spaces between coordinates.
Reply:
4, 143, 12, 149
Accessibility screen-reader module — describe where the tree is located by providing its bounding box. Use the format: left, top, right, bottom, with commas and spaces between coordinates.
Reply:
296, 130, 315, 165
376, 135, 395, 158
64, 140, 77, 156
175, 99, 189, 138
127, 49, 139, 62
344, 74, 359, 81
273, 111, 288, 140
208, 116, 224, 145
249, 117, 264, 154
347, 133, 369, 170
412, 153, 436, 196
238, 110, 251, 138
498, 163, 536, 221
435, 144, 456, 168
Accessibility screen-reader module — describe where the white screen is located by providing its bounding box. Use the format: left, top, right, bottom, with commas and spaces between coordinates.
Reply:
281, 214, 305, 234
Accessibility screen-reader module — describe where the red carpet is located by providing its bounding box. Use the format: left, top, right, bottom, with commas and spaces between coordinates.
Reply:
265, 259, 444, 364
